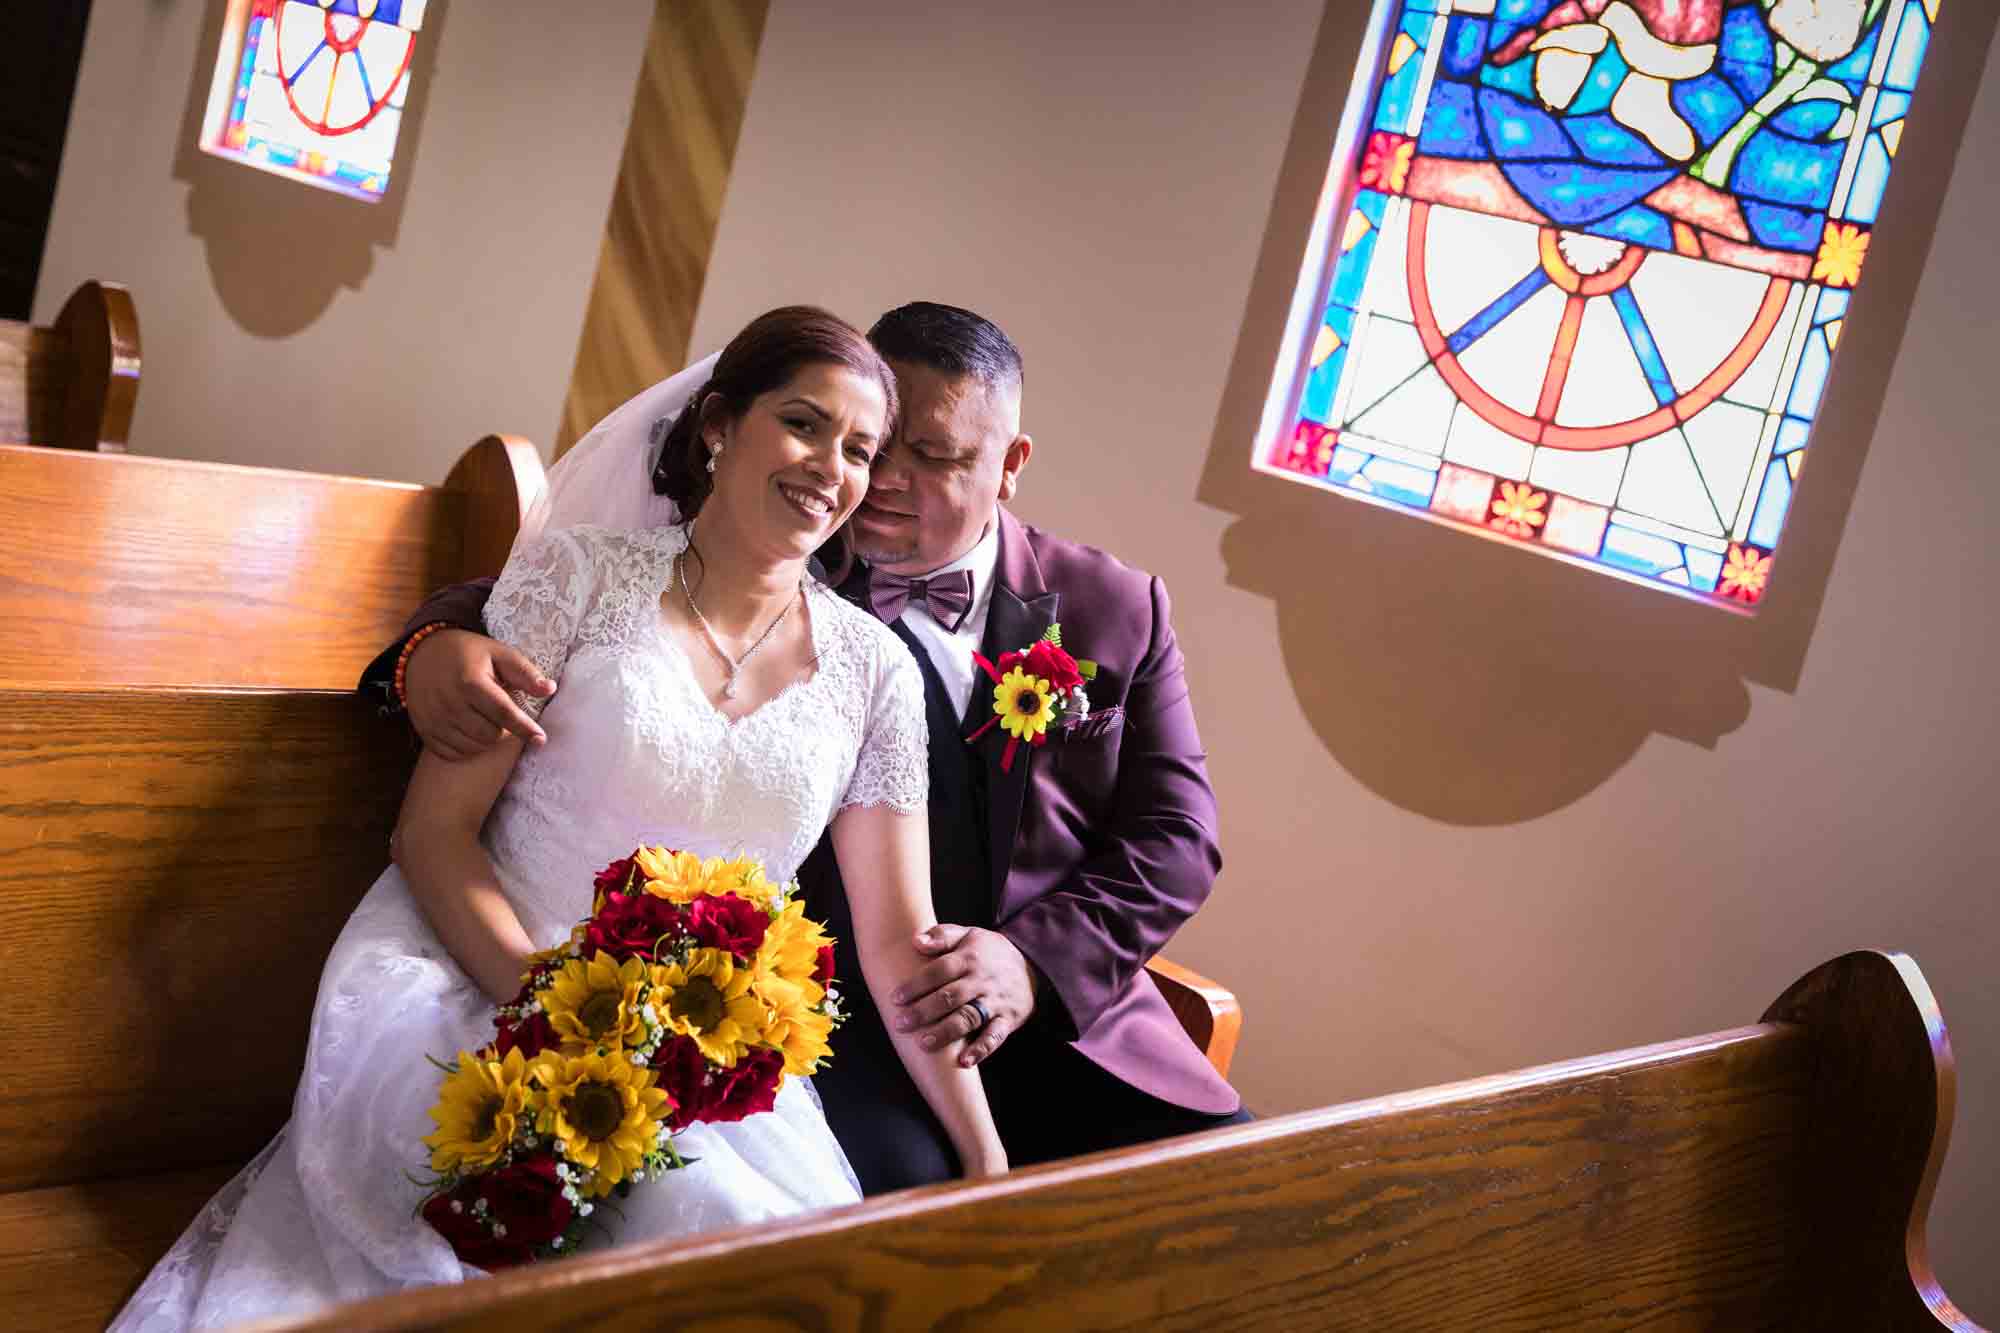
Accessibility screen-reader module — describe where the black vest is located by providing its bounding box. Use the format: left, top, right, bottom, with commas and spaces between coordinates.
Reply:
800, 611, 992, 1029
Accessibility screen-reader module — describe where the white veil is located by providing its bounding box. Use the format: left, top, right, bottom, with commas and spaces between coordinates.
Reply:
510, 350, 722, 560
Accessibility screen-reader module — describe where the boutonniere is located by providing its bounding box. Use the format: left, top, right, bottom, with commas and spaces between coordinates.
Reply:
965, 624, 1098, 773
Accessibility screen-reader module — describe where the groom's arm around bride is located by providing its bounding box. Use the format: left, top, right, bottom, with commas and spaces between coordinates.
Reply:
359, 302, 1247, 1194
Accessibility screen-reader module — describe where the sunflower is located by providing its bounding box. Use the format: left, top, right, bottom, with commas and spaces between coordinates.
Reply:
651, 948, 771, 1067
636, 847, 712, 903
424, 1046, 534, 1173
538, 952, 650, 1052
531, 1050, 671, 1196
755, 900, 833, 993
994, 667, 1055, 744
762, 987, 834, 1076
701, 854, 774, 902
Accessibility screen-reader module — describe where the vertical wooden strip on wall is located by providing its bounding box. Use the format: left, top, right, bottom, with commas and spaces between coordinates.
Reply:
554, 0, 770, 457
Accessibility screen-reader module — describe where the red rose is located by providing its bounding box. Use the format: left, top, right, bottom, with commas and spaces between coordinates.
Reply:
422, 1176, 534, 1270
685, 893, 769, 960
479, 1154, 574, 1251
494, 1009, 558, 1060
582, 890, 689, 962
651, 1037, 783, 1131
1021, 639, 1083, 693
594, 855, 639, 898
813, 944, 836, 985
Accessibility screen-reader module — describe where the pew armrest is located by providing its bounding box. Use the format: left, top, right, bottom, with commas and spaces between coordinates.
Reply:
1145, 956, 1241, 1079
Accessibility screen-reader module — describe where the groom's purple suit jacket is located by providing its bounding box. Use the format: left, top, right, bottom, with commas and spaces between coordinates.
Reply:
364, 506, 1237, 1116
930, 507, 1236, 1114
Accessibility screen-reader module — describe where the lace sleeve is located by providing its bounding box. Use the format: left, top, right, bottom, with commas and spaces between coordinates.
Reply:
482, 527, 595, 719
840, 634, 929, 813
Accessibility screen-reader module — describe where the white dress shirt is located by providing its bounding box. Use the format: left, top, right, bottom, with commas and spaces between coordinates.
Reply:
890, 521, 1000, 719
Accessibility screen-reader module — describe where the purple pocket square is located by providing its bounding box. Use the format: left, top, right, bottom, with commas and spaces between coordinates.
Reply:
1057, 706, 1124, 741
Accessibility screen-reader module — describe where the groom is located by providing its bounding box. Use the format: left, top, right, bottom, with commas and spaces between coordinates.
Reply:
363, 302, 1246, 1190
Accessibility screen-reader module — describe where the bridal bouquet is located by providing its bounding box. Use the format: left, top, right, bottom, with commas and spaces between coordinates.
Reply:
417, 846, 843, 1268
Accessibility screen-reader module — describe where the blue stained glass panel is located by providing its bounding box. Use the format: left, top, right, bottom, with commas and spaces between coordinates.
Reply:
1261, 0, 1946, 613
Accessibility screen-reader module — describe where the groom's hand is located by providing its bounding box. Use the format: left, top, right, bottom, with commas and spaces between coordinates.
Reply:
405, 629, 553, 759
893, 924, 1036, 1067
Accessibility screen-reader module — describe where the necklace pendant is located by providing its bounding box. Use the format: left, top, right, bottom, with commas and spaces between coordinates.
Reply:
721, 677, 739, 700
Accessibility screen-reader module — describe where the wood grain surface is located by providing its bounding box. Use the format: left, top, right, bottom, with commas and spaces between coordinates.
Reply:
0, 686, 411, 1192
246, 952, 1976, 1333
0, 1164, 237, 1332
554, 0, 770, 456
0, 319, 66, 446
0, 436, 539, 688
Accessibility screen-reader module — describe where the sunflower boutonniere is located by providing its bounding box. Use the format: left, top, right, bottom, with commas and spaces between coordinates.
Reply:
965, 623, 1097, 773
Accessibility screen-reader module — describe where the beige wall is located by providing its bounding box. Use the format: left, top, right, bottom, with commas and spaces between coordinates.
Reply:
34, 0, 655, 481
693, 0, 1998, 1316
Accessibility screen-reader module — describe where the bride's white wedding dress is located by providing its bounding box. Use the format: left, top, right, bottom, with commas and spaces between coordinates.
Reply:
113, 523, 927, 1331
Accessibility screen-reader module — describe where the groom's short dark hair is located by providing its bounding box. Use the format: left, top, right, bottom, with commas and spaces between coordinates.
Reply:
868, 302, 1023, 394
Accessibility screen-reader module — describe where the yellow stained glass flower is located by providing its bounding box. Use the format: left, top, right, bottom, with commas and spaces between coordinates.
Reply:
1490, 481, 1549, 538
531, 1050, 671, 1197
763, 989, 834, 1076
1813, 222, 1870, 288
994, 667, 1055, 743
1720, 544, 1772, 602
424, 1046, 534, 1173
651, 948, 771, 1067
539, 952, 651, 1052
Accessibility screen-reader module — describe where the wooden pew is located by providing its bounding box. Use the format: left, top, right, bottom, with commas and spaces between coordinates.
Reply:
0, 434, 543, 689
0, 682, 1242, 1331
262, 949, 1981, 1333
0, 280, 141, 451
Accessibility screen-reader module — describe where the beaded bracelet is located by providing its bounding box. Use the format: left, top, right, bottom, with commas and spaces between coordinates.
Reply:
392, 621, 452, 711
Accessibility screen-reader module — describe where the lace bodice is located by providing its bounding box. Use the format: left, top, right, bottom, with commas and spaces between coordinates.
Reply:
482, 524, 927, 933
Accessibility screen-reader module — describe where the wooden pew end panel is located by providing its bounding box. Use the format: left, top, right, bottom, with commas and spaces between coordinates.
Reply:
444, 434, 546, 580
1762, 949, 1971, 1331
1146, 956, 1241, 1079
51, 281, 141, 453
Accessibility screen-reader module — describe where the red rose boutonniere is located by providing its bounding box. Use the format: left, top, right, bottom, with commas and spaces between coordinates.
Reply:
966, 623, 1098, 773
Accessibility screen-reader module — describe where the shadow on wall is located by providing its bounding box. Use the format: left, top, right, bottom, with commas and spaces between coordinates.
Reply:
1197, 0, 1996, 827
166, 0, 452, 337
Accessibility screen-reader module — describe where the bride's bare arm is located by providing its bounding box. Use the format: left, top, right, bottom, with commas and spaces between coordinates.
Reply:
829, 803, 1008, 1178
394, 737, 539, 1005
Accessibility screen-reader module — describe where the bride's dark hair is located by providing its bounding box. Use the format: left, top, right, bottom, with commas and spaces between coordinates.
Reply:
651, 306, 900, 531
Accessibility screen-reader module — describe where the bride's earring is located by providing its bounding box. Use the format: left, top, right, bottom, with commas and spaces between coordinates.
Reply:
706, 436, 724, 474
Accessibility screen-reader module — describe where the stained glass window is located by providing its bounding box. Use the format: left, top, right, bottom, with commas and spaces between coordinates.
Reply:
199, 0, 428, 203
1258, 0, 1942, 611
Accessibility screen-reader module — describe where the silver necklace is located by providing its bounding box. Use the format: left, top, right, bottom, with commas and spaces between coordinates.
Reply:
676, 549, 803, 700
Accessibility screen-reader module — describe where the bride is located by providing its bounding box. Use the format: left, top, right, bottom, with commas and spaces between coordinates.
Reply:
113, 306, 1005, 1331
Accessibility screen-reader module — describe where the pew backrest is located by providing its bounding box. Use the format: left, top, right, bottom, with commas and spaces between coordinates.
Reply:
0, 280, 140, 451
0, 687, 411, 1193
0, 434, 543, 689
260, 950, 1979, 1333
